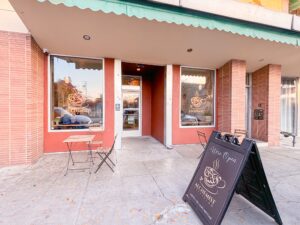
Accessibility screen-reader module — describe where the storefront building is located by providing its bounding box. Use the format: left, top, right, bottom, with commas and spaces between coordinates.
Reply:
1, 0, 300, 166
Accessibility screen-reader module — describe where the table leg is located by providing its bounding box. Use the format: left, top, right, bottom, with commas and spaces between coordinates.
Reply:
64, 142, 74, 176
68, 142, 75, 165
64, 152, 70, 176
88, 142, 93, 174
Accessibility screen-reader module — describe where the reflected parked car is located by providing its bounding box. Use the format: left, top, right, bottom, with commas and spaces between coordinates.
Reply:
54, 107, 92, 126
181, 112, 199, 126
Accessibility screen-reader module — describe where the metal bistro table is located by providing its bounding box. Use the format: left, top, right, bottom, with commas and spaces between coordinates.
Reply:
63, 135, 95, 176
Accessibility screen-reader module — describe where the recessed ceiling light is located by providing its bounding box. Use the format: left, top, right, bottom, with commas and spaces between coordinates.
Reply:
187, 48, 193, 53
136, 67, 141, 72
83, 35, 91, 40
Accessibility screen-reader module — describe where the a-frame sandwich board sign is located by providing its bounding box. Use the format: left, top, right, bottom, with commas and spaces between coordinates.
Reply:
183, 131, 282, 225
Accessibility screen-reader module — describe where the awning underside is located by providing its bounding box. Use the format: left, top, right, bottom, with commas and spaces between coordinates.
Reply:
37, 0, 300, 46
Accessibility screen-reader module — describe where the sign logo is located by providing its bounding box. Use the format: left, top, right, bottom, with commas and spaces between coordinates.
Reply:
191, 95, 202, 108
68, 92, 84, 107
200, 159, 226, 195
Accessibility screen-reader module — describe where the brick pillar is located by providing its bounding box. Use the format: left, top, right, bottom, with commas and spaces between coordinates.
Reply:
217, 60, 246, 133
0, 31, 44, 166
252, 65, 281, 146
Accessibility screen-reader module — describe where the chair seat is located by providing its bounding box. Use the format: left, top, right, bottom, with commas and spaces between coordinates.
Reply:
90, 140, 103, 145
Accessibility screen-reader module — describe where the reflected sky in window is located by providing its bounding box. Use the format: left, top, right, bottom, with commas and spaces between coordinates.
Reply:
52, 56, 103, 100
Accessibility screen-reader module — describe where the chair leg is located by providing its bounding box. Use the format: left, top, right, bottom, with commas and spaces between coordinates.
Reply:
95, 156, 106, 173
197, 152, 204, 159
64, 151, 71, 176
97, 153, 114, 172
95, 152, 114, 173
105, 153, 116, 166
197, 144, 206, 159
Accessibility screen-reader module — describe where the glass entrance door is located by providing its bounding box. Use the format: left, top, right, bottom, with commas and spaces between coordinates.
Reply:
122, 76, 141, 137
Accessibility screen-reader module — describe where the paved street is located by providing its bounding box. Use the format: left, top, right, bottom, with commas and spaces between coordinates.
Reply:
0, 137, 299, 225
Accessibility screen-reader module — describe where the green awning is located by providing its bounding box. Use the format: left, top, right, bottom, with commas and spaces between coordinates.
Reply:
37, 0, 300, 46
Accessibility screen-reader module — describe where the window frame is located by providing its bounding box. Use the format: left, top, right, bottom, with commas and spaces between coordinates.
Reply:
48, 54, 105, 132
179, 66, 216, 128
280, 77, 298, 134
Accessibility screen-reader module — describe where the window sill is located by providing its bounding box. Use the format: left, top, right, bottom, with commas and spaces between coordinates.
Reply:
179, 125, 215, 129
48, 127, 104, 133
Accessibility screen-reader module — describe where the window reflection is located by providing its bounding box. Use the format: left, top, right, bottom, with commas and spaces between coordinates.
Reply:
181, 67, 215, 126
50, 56, 104, 130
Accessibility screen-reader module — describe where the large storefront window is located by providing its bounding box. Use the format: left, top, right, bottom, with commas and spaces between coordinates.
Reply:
281, 79, 297, 133
50, 55, 104, 130
181, 67, 215, 127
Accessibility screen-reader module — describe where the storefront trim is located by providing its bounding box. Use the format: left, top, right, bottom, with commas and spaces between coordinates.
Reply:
114, 59, 122, 149
165, 64, 173, 147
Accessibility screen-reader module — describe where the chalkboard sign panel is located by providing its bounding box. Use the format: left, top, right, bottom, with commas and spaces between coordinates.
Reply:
183, 131, 253, 225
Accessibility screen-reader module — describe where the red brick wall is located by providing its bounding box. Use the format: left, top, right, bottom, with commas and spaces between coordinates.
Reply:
217, 60, 246, 133
252, 65, 281, 146
29, 39, 44, 163
268, 65, 281, 146
0, 31, 44, 166
217, 62, 232, 132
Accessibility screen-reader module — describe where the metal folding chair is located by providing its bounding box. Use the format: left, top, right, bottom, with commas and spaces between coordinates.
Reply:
95, 135, 117, 173
197, 131, 208, 159
234, 129, 248, 144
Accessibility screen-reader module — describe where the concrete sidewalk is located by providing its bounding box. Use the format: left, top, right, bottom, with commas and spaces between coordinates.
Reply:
0, 136, 299, 225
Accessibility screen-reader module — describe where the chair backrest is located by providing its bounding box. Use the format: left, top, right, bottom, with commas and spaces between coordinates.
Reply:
234, 129, 247, 144
197, 131, 208, 148
234, 129, 248, 137
110, 135, 118, 152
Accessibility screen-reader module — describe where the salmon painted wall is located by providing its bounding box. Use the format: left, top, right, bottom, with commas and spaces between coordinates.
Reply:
172, 65, 215, 145
142, 75, 152, 136
151, 68, 165, 144
44, 58, 115, 153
